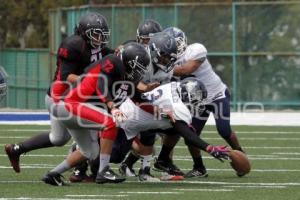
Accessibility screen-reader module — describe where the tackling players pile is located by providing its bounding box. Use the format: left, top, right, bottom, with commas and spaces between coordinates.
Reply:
4, 12, 248, 186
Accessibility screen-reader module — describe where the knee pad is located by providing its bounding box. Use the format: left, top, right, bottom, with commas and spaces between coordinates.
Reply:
49, 131, 71, 146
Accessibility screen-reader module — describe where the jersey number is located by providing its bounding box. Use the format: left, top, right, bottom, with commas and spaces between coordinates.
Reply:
90, 51, 103, 63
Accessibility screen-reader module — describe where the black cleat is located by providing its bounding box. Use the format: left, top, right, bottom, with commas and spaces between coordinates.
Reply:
153, 159, 184, 176
184, 168, 208, 178
119, 162, 137, 177
4, 144, 21, 173
96, 166, 126, 184
138, 166, 160, 182
42, 172, 67, 186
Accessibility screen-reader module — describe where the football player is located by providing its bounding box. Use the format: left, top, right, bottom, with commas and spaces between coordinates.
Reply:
68, 19, 165, 183
118, 77, 230, 171
42, 42, 150, 186
118, 32, 178, 181
4, 12, 113, 174
157, 27, 244, 178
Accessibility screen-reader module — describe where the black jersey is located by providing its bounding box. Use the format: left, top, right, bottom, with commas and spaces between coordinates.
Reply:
64, 54, 131, 107
49, 34, 114, 100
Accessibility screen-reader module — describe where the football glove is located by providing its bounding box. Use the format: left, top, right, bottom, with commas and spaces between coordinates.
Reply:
206, 145, 229, 162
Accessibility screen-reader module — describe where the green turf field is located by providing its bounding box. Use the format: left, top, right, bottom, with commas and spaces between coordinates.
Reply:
1, 125, 300, 200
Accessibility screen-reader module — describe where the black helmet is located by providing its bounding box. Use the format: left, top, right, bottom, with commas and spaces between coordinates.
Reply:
120, 42, 150, 83
148, 32, 177, 73
179, 77, 207, 105
75, 12, 110, 48
0, 67, 7, 101
164, 27, 187, 57
136, 19, 162, 44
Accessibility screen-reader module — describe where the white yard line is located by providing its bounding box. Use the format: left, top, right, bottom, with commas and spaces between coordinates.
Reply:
119, 191, 183, 194
201, 137, 300, 141
0, 154, 66, 157
242, 146, 300, 149
224, 185, 286, 189
174, 157, 300, 161
0, 199, 110, 200
203, 131, 300, 134
171, 146, 300, 149
65, 195, 128, 197
0, 129, 49, 132
172, 188, 234, 192
273, 152, 300, 155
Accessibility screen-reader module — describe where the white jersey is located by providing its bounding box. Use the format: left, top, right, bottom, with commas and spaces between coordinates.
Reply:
175, 43, 227, 103
142, 46, 173, 84
142, 82, 192, 125
119, 82, 192, 139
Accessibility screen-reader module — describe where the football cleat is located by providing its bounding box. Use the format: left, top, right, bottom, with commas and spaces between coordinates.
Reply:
96, 166, 126, 184
138, 166, 160, 182
184, 168, 208, 178
4, 144, 21, 173
153, 158, 184, 176
119, 162, 137, 177
42, 172, 67, 186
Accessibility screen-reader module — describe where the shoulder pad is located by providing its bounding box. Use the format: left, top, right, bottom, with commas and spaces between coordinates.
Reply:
186, 43, 207, 61
57, 35, 86, 61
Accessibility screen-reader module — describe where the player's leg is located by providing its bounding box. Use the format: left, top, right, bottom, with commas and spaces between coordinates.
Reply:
118, 99, 172, 176
4, 94, 70, 173
213, 89, 243, 151
56, 102, 125, 184
136, 131, 160, 182
42, 129, 98, 186
154, 132, 184, 176
184, 113, 209, 178
68, 141, 93, 183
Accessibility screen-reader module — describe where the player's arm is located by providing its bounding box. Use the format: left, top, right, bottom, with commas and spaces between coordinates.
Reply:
58, 37, 87, 83
66, 74, 79, 83
172, 120, 229, 161
173, 43, 208, 76
137, 81, 160, 92
173, 59, 204, 76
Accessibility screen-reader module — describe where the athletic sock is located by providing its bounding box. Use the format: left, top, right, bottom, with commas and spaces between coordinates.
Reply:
18, 132, 53, 154
99, 154, 110, 172
140, 155, 152, 169
192, 156, 205, 169
50, 160, 71, 174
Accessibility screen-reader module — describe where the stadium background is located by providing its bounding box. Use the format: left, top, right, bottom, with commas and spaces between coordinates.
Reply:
0, 1, 299, 110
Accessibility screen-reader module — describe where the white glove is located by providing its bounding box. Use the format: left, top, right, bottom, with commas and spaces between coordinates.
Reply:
111, 108, 128, 123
